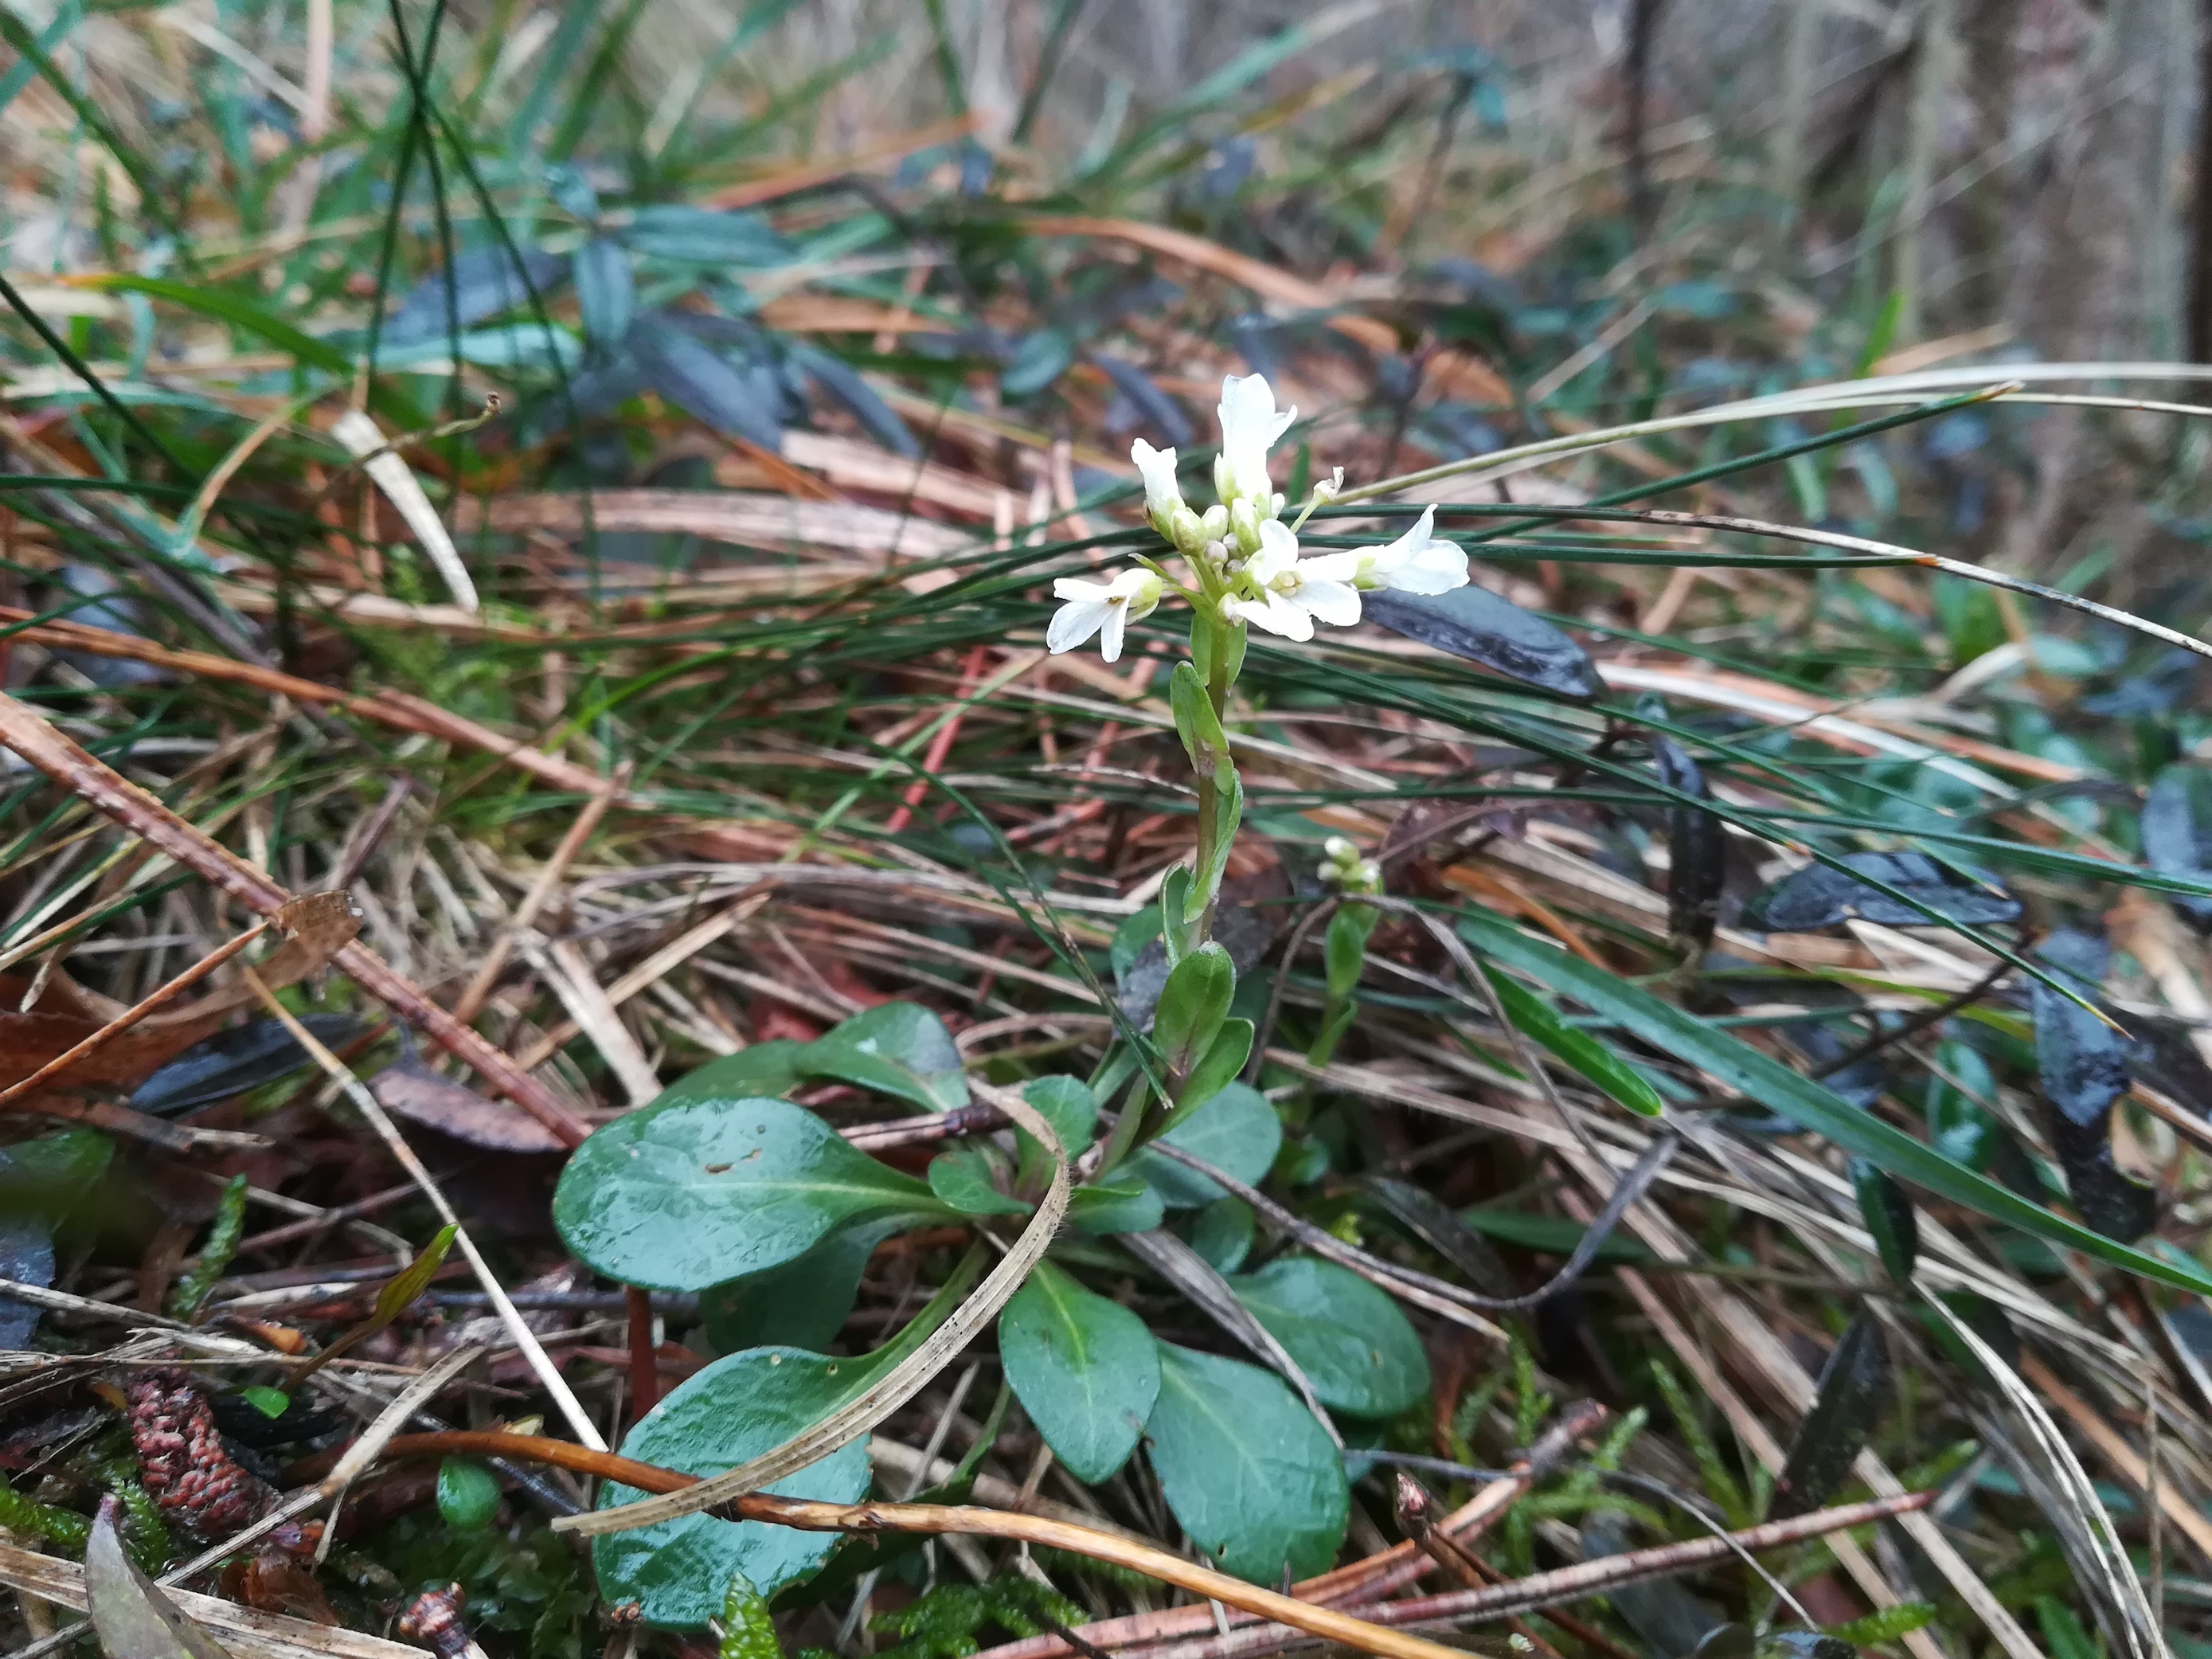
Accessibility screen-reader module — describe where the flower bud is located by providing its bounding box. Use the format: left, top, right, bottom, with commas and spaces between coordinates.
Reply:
1323, 835, 1357, 864
1229, 496, 1261, 553
1213, 454, 1237, 507
1168, 506, 1206, 554
1200, 503, 1229, 542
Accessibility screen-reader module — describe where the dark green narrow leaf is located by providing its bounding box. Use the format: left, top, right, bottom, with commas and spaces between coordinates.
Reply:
1652, 733, 1724, 949
1772, 1316, 1886, 1518
2031, 930, 2157, 1244
1848, 1158, 1918, 1287
1362, 585, 1603, 698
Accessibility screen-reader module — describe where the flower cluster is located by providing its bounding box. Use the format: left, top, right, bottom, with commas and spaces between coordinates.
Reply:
1317, 834, 1382, 896
1048, 374, 1468, 662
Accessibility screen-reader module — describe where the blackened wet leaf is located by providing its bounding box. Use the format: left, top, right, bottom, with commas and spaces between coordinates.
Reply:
1917, 1291, 2019, 1387
1091, 353, 1195, 448
208, 1389, 344, 1450
1357, 1176, 1519, 1300
2143, 763, 2212, 929
131, 1014, 366, 1117
1119, 901, 1277, 1026
383, 245, 566, 346
0, 1212, 51, 1347
1363, 585, 1604, 699
1785, 1023, 1886, 1111
628, 314, 784, 450
1761, 1636, 1859, 1659
789, 344, 920, 457
2128, 1016, 2212, 1112
1772, 1314, 1886, 1519
1741, 851, 2021, 931
1848, 1157, 1917, 1285
2031, 929, 2157, 1243
1581, 1513, 1722, 1657
1653, 734, 1724, 949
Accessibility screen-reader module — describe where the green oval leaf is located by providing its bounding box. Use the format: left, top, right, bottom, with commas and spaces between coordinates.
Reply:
1226, 1257, 1430, 1418
553, 1096, 951, 1292
1127, 1081, 1281, 1207
800, 1004, 967, 1113
656, 1043, 809, 1108
928, 1146, 1030, 1217
1154, 942, 1234, 1075
1147, 1343, 1349, 1583
596, 1346, 875, 1626
999, 1262, 1160, 1483
436, 1457, 502, 1530
699, 1219, 916, 1356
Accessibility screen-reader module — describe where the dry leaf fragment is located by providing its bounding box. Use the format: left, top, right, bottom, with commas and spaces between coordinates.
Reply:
86, 1495, 238, 1659
329, 409, 479, 613
369, 1054, 565, 1152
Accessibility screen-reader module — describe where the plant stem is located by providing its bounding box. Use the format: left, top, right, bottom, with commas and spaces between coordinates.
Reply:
1194, 644, 1235, 945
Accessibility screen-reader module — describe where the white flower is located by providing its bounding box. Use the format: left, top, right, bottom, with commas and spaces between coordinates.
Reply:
1131, 439, 1185, 523
1357, 505, 1465, 594
1217, 374, 1296, 509
1048, 568, 1163, 663
1221, 521, 1362, 641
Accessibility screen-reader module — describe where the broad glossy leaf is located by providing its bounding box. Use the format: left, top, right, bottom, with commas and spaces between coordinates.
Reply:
1459, 910, 2212, 1298
1069, 1176, 1166, 1235
1654, 735, 1724, 949
1226, 1257, 1430, 1417
928, 1146, 1029, 1217
1772, 1315, 1886, 1518
86, 1497, 235, 1659
1479, 963, 1665, 1117
801, 1003, 967, 1113
1186, 1197, 1255, 1273
553, 1096, 950, 1292
2144, 764, 2212, 928
698, 1219, 916, 1355
658, 1042, 808, 1107
596, 1346, 876, 1626
0, 1214, 50, 1347
1741, 851, 2020, 931
2031, 929, 2155, 1243
1923, 1039, 1998, 1168
1127, 1081, 1281, 1207
999, 1262, 1160, 1482
1148, 1344, 1348, 1583
629, 314, 783, 449
132, 1014, 365, 1117
1849, 1158, 1917, 1285
0, 1129, 106, 1348
623, 206, 793, 265
1362, 585, 1602, 698
1015, 1075, 1096, 1191
1167, 1018, 1253, 1125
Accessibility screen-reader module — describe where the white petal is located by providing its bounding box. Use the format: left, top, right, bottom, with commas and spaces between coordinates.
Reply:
1131, 440, 1182, 517
1297, 550, 1365, 583
1387, 541, 1469, 595
1235, 591, 1314, 640
1249, 518, 1300, 582
1300, 580, 1362, 627
1098, 601, 1128, 663
1048, 600, 1108, 653
1217, 374, 1296, 504
1053, 576, 1117, 603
